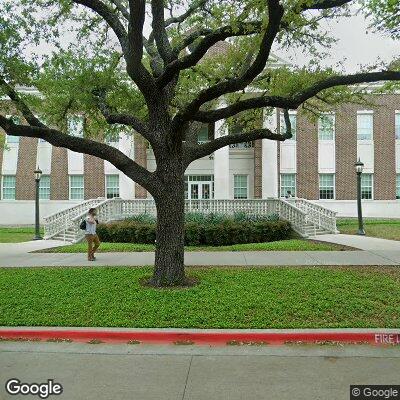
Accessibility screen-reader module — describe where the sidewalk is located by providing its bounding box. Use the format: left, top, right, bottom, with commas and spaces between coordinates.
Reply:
312, 234, 400, 251
1, 341, 400, 400
0, 237, 399, 268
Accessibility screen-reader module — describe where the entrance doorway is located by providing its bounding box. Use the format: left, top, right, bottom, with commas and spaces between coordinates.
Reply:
185, 175, 214, 200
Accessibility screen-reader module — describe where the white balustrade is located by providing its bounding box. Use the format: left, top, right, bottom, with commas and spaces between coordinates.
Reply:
43, 197, 338, 242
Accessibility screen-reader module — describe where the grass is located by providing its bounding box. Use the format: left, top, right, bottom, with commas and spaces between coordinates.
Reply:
0, 266, 399, 328
38, 238, 350, 253
337, 218, 400, 241
0, 227, 43, 243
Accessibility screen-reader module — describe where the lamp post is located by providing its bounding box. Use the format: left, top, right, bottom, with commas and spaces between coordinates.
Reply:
355, 158, 365, 236
34, 167, 43, 240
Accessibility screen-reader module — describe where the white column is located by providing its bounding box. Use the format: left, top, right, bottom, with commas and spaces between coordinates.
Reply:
120, 133, 135, 199
262, 108, 279, 198
213, 118, 230, 199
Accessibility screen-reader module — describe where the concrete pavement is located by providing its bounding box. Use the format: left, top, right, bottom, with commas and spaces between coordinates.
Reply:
312, 234, 400, 251
1, 238, 400, 267
1, 342, 400, 400
1, 249, 400, 267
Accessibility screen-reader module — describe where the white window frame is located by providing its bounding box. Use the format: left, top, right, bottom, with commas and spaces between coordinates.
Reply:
318, 114, 335, 141
280, 112, 297, 140
396, 174, 400, 200
105, 174, 120, 199
319, 174, 335, 200
39, 175, 51, 200
280, 173, 296, 198
357, 111, 374, 141
361, 173, 374, 200
233, 174, 248, 199
69, 175, 85, 200
395, 111, 400, 141
1, 175, 16, 200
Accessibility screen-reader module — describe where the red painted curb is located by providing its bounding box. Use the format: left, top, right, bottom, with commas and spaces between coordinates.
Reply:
1, 329, 400, 346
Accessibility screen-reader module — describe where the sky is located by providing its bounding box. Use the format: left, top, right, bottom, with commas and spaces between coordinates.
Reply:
31, 7, 399, 74
277, 13, 400, 72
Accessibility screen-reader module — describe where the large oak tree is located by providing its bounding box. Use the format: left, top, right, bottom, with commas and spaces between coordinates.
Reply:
0, 0, 399, 286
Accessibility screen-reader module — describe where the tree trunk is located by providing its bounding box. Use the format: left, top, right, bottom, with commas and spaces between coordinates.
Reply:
151, 173, 186, 287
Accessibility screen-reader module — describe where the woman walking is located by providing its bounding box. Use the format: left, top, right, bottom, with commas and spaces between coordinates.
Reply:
85, 208, 100, 261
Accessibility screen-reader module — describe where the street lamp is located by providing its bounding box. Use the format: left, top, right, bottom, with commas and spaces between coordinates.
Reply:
355, 158, 365, 236
34, 167, 43, 240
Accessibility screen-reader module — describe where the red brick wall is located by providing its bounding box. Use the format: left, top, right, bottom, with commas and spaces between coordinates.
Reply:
296, 112, 319, 199
84, 154, 105, 199
335, 104, 358, 199
15, 137, 38, 200
50, 147, 69, 200
134, 133, 148, 198
373, 95, 397, 200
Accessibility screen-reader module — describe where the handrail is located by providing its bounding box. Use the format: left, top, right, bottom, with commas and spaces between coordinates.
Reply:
287, 198, 338, 233
43, 197, 338, 241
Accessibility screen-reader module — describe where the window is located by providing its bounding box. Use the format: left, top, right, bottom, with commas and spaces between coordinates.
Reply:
2, 175, 16, 200
106, 175, 120, 198
357, 113, 373, 140
319, 174, 335, 199
68, 115, 84, 137
69, 175, 84, 200
318, 115, 335, 140
396, 113, 400, 140
39, 175, 51, 200
197, 125, 210, 144
234, 175, 248, 199
361, 174, 373, 200
280, 113, 297, 140
280, 174, 296, 197
5, 115, 20, 144
397, 174, 400, 200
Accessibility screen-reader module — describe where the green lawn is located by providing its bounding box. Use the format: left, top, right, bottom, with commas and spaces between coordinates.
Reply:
0, 266, 399, 328
0, 227, 42, 243
39, 239, 349, 253
337, 218, 400, 241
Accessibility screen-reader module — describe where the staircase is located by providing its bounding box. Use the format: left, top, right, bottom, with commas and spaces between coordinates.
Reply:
43, 197, 338, 243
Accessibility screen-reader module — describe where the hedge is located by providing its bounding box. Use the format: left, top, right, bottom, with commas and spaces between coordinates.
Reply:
97, 218, 291, 246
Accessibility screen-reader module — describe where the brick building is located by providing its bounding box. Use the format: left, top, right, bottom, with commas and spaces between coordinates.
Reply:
1, 87, 400, 225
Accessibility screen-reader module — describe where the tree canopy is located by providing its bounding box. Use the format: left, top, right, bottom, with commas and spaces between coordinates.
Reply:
1, 0, 399, 286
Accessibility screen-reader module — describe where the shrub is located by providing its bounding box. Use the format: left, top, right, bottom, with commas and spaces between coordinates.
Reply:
98, 215, 291, 246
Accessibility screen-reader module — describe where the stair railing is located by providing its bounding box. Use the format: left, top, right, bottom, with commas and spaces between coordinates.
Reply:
44, 197, 338, 241
286, 198, 338, 233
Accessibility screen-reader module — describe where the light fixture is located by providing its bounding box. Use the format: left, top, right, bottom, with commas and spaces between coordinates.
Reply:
34, 167, 42, 181
355, 158, 364, 174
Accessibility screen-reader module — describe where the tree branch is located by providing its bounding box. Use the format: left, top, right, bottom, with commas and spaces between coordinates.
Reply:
125, 0, 158, 103
301, 0, 353, 10
151, 0, 175, 64
92, 88, 150, 139
184, 127, 290, 165
0, 115, 156, 194
164, 0, 208, 27
73, 0, 128, 49
157, 21, 263, 87
191, 70, 400, 122
109, 0, 130, 20
0, 76, 46, 128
